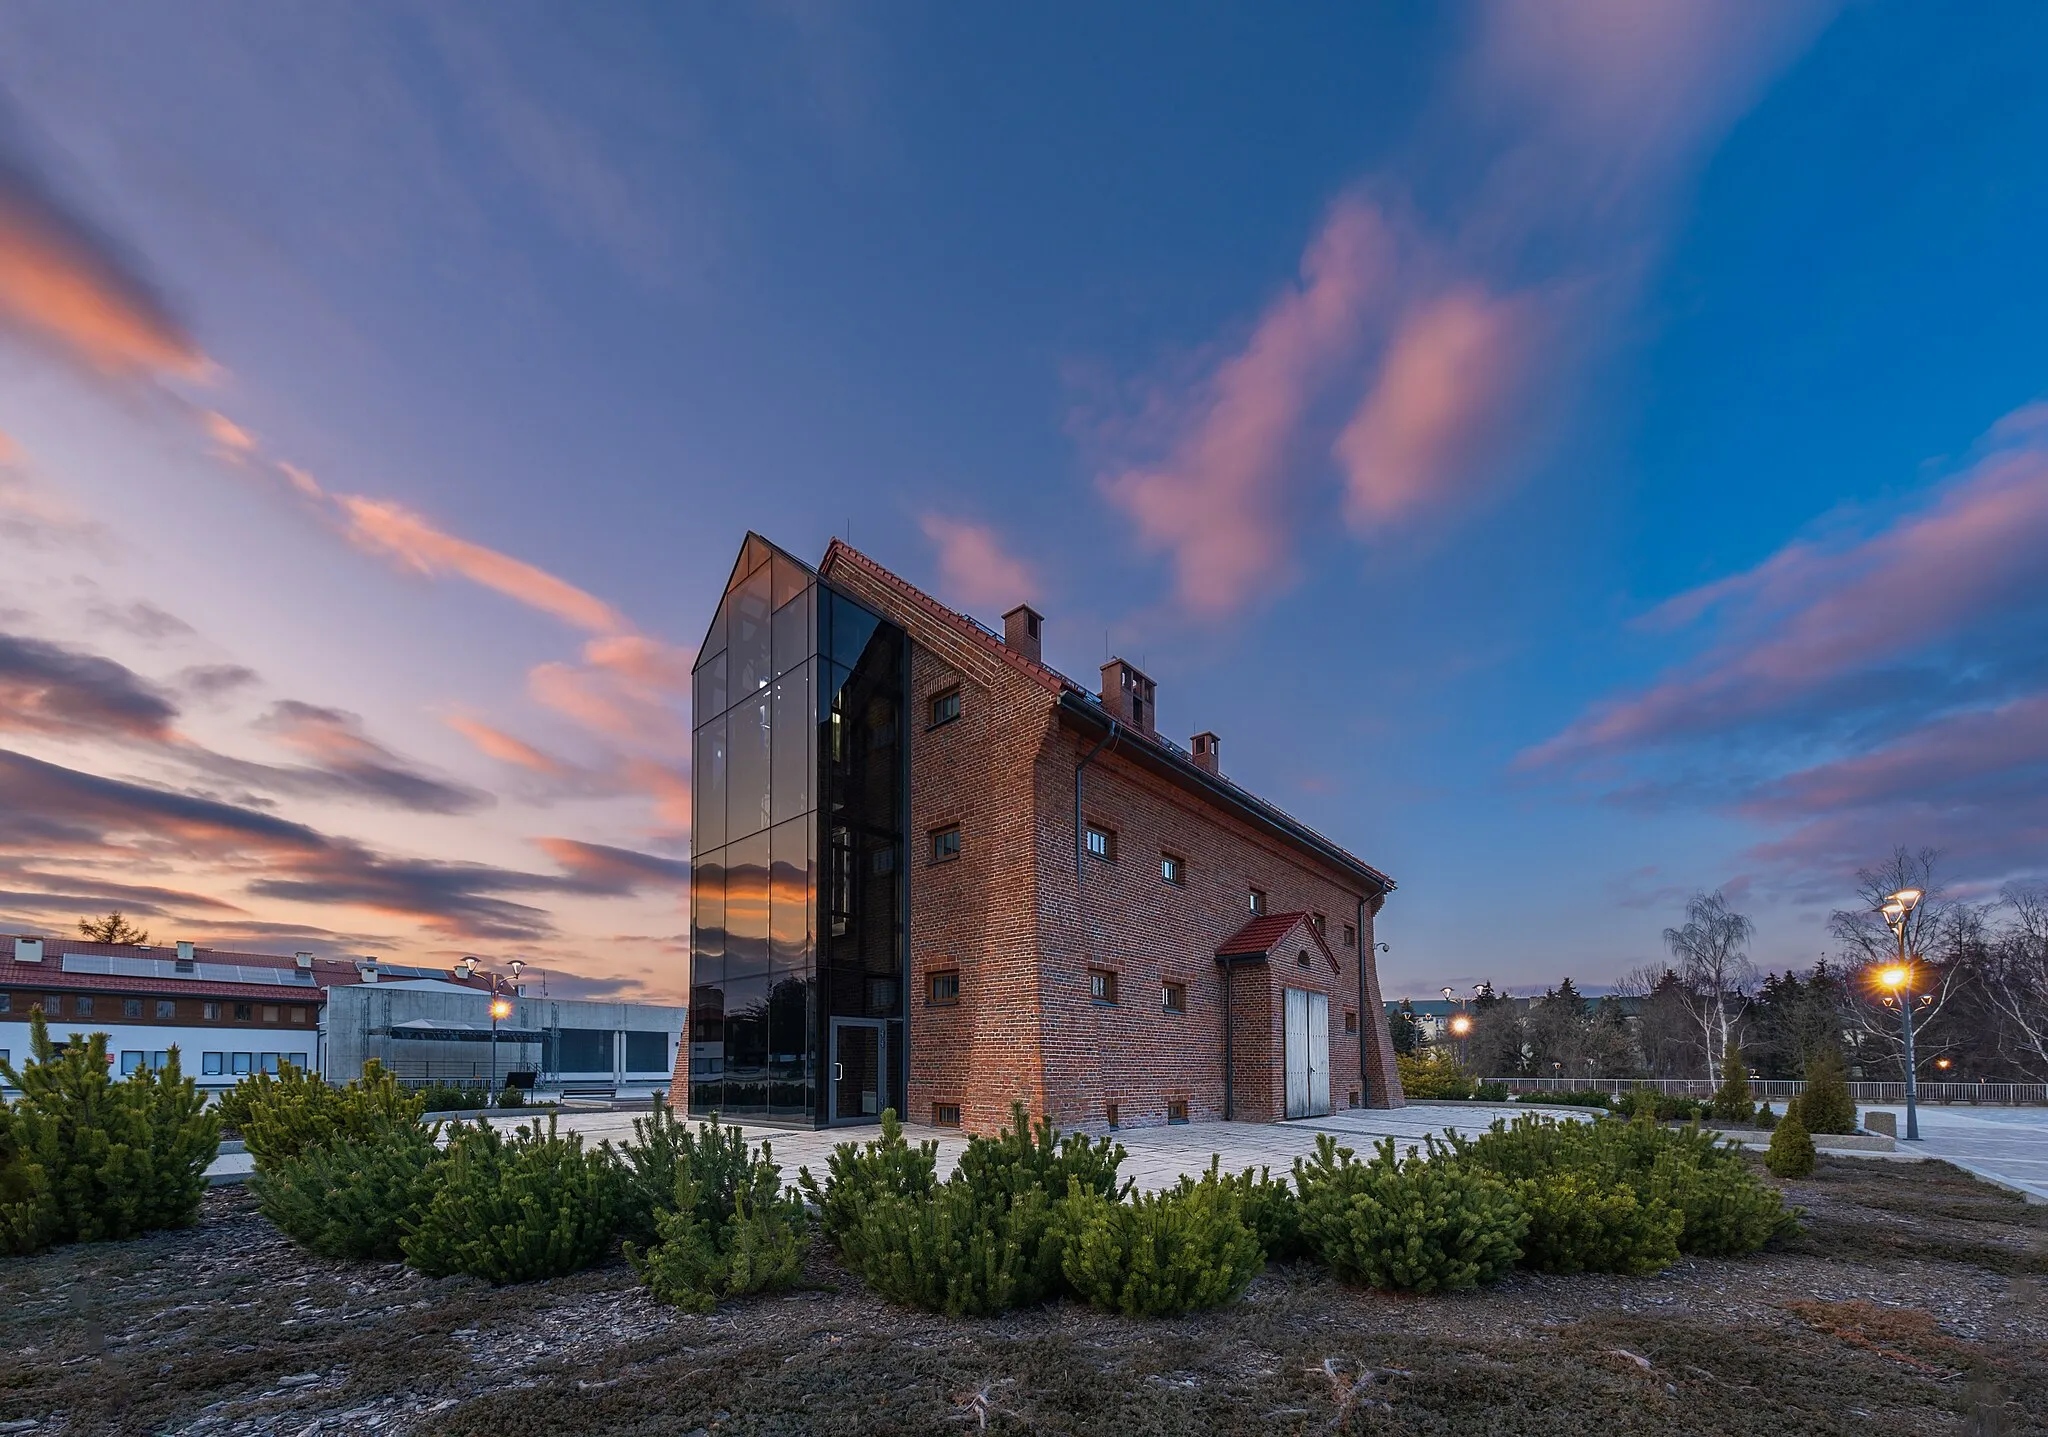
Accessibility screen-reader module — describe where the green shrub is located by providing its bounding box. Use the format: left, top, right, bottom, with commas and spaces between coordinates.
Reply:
1526, 1089, 1612, 1110
403, 1116, 619, 1283
252, 1120, 444, 1260
1754, 1103, 1780, 1131
417, 1083, 490, 1113
1471, 1081, 1511, 1102
628, 1146, 807, 1313
1396, 1050, 1473, 1100
612, 1104, 776, 1248
1613, 1088, 1706, 1123
954, 1103, 1130, 1209
1060, 1172, 1264, 1316
1293, 1135, 1526, 1292
498, 1086, 526, 1109
1512, 1169, 1681, 1275
846, 1178, 1064, 1317
0, 1012, 218, 1250
1710, 1042, 1756, 1123
238, 1060, 424, 1168
1173, 1160, 1302, 1262
1798, 1047, 1858, 1135
797, 1108, 939, 1250
1452, 1112, 1798, 1260
1765, 1104, 1816, 1179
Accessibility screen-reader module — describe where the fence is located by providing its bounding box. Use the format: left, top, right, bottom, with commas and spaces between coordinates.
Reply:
1489, 1076, 2048, 1106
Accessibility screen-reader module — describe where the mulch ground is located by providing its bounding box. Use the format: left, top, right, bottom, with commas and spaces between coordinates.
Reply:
2, 1155, 2043, 1436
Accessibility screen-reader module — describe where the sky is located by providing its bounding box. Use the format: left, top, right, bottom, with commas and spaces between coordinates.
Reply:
0, 3, 2044, 1003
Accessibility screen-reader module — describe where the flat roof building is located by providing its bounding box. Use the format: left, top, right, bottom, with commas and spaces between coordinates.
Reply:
687, 533, 1404, 1134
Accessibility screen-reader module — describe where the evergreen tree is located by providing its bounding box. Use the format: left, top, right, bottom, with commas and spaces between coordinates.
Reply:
1387, 1001, 1422, 1055
1710, 1040, 1756, 1123
1766, 1104, 1816, 1178
1798, 1045, 1859, 1135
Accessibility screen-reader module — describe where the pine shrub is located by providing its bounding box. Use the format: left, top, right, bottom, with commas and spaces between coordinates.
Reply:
1649, 1148, 1800, 1256
1060, 1172, 1265, 1317
1613, 1087, 1706, 1123
954, 1103, 1130, 1208
797, 1108, 939, 1250
1765, 1104, 1816, 1179
628, 1148, 807, 1314
613, 1105, 776, 1248
1395, 1050, 1473, 1100
1292, 1135, 1526, 1292
1528, 1089, 1612, 1110
846, 1179, 1064, 1317
1798, 1047, 1859, 1135
0, 1013, 218, 1250
252, 1120, 444, 1260
238, 1060, 424, 1168
1172, 1160, 1302, 1261
417, 1083, 491, 1113
1710, 1041, 1756, 1123
1512, 1170, 1681, 1275
403, 1116, 620, 1284
1471, 1081, 1511, 1102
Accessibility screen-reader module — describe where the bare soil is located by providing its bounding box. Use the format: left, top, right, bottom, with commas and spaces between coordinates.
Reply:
2, 1156, 2043, 1436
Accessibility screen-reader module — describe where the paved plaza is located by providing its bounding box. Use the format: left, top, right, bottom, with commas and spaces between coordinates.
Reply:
1857, 1102, 2048, 1202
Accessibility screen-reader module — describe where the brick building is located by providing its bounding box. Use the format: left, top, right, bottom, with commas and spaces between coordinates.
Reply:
685, 533, 1403, 1135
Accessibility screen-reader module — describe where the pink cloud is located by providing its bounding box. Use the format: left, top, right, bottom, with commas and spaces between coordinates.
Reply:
1335, 285, 1551, 530
1530, 414, 2048, 765
445, 714, 571, 776
917, 513, 1040, 612
1099, 198, 1395, 616
528, 658, 688, 753
337, 495, 627, 635
203, 410, 255, 456
1748, 694, 2048, 821
583, 633, 694, 693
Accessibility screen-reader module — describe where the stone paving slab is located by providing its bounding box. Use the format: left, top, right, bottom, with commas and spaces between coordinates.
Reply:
1858, 1103, 2048, 1203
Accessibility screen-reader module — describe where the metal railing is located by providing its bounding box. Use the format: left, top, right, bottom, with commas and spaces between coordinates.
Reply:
1490, 1076, 2048, 1106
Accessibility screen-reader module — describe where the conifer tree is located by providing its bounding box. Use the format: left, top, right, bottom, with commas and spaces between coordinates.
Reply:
1766, 1102, 1816, 1179
1710, 1039, 1756, 1123
1798, 1045, 1859, 1135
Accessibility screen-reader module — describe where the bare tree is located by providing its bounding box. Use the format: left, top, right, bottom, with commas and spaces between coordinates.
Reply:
1829, 847, 1968, 1076
1980, 883, 2048, 1080
1662, 890, 1756, 1070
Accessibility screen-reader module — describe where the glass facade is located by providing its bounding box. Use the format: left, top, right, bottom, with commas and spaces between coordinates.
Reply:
690, 534, 908, 1126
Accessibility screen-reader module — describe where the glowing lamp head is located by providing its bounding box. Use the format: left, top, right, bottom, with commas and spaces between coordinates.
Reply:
1881, 901, 1906, 926
1449, 1014, 1473, 1037
1890, 887, 1924, 912
490, 998, 513, 1020
1935, 1057, 1952, 1070
1877, 964, 1909, 991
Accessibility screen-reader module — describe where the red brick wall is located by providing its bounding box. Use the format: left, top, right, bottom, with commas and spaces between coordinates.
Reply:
821, 550, 1404, 1135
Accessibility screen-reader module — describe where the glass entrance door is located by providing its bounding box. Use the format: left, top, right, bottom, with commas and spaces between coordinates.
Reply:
829, 1019, 885, 1124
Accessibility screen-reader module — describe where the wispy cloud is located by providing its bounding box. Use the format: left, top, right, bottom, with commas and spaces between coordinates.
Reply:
917, 513, 1041, 612
337, 495, 628, 635
0, 98, 208, 382
1089, 2, 1832, 617
0, 630, 179, 741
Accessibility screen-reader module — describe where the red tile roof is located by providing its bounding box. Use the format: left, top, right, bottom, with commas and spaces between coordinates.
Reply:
0, 938, 495, 1004
1215, 911, 1340, 966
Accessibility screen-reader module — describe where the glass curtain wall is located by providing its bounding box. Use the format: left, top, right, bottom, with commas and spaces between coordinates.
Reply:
690, 534, 907, 1126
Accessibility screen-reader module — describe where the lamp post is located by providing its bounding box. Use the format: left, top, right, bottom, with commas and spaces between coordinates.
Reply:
1877, 887, 1924, 1142
1448, 1012, 1472, 1070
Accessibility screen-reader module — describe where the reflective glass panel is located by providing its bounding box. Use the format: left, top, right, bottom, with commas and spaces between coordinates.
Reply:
767, 969, 814, 1119
691, 847, 725, 968
724, 829, 771, 978
730, 563, 773, 698
694, 648, 727, 725
688, 981, 725, 1112
722, 973, 770, 1116
830, 591, 881, 671
770, 661, 812, 825
693, 715, 727, 852
770, 815, 812, 970
728, 688, 771, 841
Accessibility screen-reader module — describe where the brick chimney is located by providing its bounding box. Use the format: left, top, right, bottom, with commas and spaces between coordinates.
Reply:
1099, 658, 1157, 735
1191, 731, 1221, 775
1003, 604, 1043, 664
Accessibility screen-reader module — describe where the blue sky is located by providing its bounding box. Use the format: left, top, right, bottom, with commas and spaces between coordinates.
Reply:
1, 3, 2043, 1001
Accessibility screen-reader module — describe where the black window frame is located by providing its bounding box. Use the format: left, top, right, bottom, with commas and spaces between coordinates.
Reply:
928, 686, 962, 728
1160, 853, 1184, 886
1161, 980, 1187, 1015
156, 999, 176, 1020
75, 995, 94, 1017
123, 997, 143, 1018
1083, 824, 1116, 861
233, 1003, 253, 1022
1249, 888, 1267, 916
930, 825, 962, 864
928, 969, 961, 1006
1089, 968, 1118, 1005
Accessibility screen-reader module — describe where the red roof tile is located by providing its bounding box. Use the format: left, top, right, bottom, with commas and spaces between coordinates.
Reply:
1215, 911, 1339, 966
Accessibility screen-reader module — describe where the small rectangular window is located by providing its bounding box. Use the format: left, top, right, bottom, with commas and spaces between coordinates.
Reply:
1090, 968, 1118, 1005
262, 1005, 280, 1023
1343, 924, 1357, 949
231, 1052, 253, 1075
1349, 1090, 1361, 1109
203, 1002, 221, 1021
1311, 912, 1326, 935
929, 688, 962, 727
125, 997, 144, 1018
930, 826, 962, 864
1345, 1009, 1359, 1034
75, 996, 94, 1017
932, 1102, 961, 1128
156, 999, 176, 1019
0, 993, 9, 1014
233, 1003, 253, 1021
1083, 825, 1115, 861
1160, 854, 1184, 886
151, 1050, 170, 1070
288, 1052, 309, 1071
1162, 981, 1186, 1014
871, 847, 897, 875
120, 1051, 144, 1075
259, 1052, 280, 1074
1105, 1102, 1120, 1129
929, 970, 961, 1006
1166, 1098, 1188, 1125
290, 1007, 307, 1024
41, 996, 61, 1016
1249, 888, 1267, 916
202, 1052, 224, 1076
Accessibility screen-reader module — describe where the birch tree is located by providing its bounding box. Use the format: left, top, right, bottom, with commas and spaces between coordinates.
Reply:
1662, 890, 1756, 1071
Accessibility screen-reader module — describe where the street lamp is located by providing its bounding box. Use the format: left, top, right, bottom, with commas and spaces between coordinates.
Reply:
1877, 887, 1925, 1141
1448, 1012, 1472, 1069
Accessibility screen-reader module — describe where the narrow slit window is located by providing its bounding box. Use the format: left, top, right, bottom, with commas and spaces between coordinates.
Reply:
1083, 824, 1115, 861
1249, 888, 1267, 916
1090, 968, 1118, 1005
1161, 854, 1184, 886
